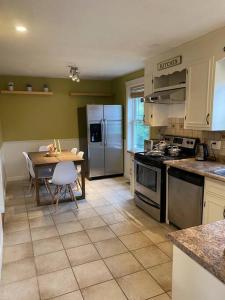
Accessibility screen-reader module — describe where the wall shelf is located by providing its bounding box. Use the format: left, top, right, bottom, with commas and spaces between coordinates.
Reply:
69, 92, 113, 97
153, 83, 186, 93
1, 90, 53, 95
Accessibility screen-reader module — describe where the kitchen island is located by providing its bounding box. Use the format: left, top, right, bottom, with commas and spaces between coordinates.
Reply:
168, 220, 225, 300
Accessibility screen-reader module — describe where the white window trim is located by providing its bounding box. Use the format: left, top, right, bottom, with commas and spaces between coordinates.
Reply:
125, 77, 144, 153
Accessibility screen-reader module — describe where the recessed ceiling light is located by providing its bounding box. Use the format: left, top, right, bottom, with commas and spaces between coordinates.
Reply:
15, 25, 27, 32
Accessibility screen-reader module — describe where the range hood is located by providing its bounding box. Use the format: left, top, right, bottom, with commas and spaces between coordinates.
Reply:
144, 87, 186, 104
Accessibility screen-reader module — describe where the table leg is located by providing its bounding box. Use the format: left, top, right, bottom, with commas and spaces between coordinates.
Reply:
34, 167, 40, 206
80, 161, 85, 199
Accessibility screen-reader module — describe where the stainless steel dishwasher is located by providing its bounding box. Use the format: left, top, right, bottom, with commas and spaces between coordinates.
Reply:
168, 167, 204, 229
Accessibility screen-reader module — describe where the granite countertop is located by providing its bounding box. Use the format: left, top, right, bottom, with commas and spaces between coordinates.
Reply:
164, 158, 225, 182
168, 220, 225, 284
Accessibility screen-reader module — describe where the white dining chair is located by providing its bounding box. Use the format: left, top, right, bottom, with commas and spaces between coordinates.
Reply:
22, 152, 52, 195
71, 147, 78, 154
76, 151, 84, 190
39, 145, 49, 152
47, 161, 78, 209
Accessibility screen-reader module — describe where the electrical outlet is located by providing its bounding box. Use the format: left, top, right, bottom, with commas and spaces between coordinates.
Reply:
210, 140, 221, 150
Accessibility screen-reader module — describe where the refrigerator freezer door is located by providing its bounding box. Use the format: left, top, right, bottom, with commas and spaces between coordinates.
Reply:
87, 105, 105, 178
104, 105, 123, 175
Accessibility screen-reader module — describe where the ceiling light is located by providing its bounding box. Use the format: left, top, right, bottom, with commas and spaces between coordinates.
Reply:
15, 25, 27, 32
68, 66, 80, 83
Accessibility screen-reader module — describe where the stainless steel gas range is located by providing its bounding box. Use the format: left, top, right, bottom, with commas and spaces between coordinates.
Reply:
134, 135, 199, 222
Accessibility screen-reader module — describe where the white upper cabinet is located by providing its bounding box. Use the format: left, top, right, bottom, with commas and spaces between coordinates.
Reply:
184, 57, 214, 130
184, 56, 225, 131
144, 103, 169, 126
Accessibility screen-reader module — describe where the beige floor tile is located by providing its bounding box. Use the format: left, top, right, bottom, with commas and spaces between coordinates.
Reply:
87, 197, 111, 207
74, 199, 91, 211
4, 220, 29, 233
94, 237, 128, 258
75, 207, 98, 220
3, 230, 31, 247
33, 236, 64, 256
79, 216, 106, 229
73, 260, 112, 288
86, 226, 116, 242
38, 268, 79, 299
3, 243, 33, 264
104, 252, 143, 278
31, 225, 58, 241
52, 211, 77, 224
94, 205, 118, 215
4, 212, 28, 224
149, 293, 171, 300
117, 270, 164, 300
1, 257, 36, 285
61, 231, 91, 249
110, 221, 140, 236
158, 241, 173, 258
52, 290, 83, 300
35, 250, 70, 275
132, 245, 170, 268
66, 243, 100, 266
28, 207, 50, 219
82, 279, 126, 300
143, 226, 169, 244
101, 212, 127, 225
0, 277, 40, 300
29, 215, 54, 228
56, 221, 83, 235
167, 291, 172, 298
148, 262, 172, 292
119, 232, 153, 250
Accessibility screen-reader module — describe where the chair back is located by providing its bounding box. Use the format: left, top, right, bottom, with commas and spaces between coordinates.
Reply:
27, 157, 35, 178
77, 151, 84, 159
39, 145, 49, 152
22, 152, 29, 171
52, 161, 77, 185
71, 148, 77, 154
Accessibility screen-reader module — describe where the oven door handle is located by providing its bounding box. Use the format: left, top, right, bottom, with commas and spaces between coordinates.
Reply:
135, 160, 160, 172
135, 192, 160, 209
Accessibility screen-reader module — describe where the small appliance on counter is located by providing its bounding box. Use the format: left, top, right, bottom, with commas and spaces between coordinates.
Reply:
195, 143, 208, 161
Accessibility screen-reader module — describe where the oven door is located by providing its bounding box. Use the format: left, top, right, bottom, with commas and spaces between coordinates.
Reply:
134, 160, 161, 205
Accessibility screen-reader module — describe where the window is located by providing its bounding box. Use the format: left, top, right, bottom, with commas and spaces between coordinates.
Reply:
127, 83, 150, 152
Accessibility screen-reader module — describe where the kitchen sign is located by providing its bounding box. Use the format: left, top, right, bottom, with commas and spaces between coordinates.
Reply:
157, 55, 182, 71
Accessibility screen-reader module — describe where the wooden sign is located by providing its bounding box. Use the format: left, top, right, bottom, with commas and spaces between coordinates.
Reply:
157, 55, 182, 71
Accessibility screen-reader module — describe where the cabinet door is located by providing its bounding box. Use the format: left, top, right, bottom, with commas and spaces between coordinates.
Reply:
184, 57, 214, 130
144, 103, 168, 126
203, 192, 225, 224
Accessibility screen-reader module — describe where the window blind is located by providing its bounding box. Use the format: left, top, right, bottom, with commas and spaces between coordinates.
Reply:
130, 84, 144, 99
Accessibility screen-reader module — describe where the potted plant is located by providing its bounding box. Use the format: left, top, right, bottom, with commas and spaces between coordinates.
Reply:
26, 84, 32, 92
43, 84, 49, 92
8, 82, 14, 91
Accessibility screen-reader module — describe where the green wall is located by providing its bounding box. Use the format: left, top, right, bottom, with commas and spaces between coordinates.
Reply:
0, 76, 114, 141
112, 69, 144, 105
0, 70, 145, 142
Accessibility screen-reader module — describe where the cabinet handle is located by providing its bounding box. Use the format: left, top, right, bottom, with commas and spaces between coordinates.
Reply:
151, 114, 153, 118
206, 113, 210, 125
203, 201, 206, 207
223, 208, 225, 219
184, 115, 187, 121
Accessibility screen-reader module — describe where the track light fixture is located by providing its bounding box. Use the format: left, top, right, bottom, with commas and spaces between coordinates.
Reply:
68, 66, 80, 82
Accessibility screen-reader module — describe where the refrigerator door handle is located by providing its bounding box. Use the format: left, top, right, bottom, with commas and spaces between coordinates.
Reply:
101, 119, 104, 145
104, 119, 107, 145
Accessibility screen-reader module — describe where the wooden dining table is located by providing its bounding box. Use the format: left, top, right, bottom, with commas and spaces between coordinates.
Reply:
28, 151, 85, 206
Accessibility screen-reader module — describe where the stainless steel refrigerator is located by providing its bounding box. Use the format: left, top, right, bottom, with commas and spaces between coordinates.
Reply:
86, 104, 123, 179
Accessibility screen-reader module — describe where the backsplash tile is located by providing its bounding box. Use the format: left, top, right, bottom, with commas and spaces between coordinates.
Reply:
158, 118, 225, 161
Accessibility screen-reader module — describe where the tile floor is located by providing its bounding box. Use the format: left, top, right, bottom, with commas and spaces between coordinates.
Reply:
0, 177, 175, 300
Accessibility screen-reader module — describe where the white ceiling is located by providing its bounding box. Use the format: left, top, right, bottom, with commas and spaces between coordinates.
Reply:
1, 0, 225, 79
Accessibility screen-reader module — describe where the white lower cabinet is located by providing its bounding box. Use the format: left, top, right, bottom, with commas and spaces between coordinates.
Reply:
203, 178, 225, 224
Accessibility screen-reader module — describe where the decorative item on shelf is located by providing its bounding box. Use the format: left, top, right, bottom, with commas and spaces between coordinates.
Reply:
8, 82, 14, 91
26, 84, 32, 92
43, 84, 49, 92
68, 65, 80, 82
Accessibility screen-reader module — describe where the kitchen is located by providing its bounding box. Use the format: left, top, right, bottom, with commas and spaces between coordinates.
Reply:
1, 1, 225, 300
